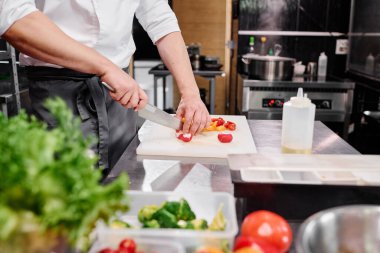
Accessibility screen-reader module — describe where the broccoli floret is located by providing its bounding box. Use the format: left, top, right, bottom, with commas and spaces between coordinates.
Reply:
177, 198, 196, 221
162, 201, 180, 215
152, 208, 178, 228
109, 219, 132, 229
138, 205, 159, 223
143, 219, 160, 228
190, 219, 208, 230
177, 220, 195, 229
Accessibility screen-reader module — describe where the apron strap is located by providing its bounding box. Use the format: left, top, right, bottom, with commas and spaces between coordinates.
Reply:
85, 77, 110, 169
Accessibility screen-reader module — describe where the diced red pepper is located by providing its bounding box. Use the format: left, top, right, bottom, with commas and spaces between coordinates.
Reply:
224, 121, 236, 131
216, 117, 225, 127
218, 133, 233, 143
178, 133, 193, 142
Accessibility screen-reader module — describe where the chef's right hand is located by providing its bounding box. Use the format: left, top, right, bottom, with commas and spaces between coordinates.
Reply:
100, 67, 148, 110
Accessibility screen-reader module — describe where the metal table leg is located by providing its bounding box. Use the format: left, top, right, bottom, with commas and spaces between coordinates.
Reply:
163, 76, 166, 110
153, 76, 158, 106
209, 77, 216, 114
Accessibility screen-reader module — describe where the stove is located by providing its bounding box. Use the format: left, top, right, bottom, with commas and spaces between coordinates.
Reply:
237, 75, 355, 139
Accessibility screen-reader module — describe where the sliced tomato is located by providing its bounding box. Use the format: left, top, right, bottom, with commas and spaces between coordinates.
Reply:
211, 118, 219, 122
118, 238, 136, 253
234, 236, 279, 253
218, 133, 233, 143
241, 211, 292, 253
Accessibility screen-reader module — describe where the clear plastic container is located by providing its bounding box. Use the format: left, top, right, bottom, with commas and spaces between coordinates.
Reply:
89, 238, 185, 253
281, 88, 316, 154
93, 191, 238, 251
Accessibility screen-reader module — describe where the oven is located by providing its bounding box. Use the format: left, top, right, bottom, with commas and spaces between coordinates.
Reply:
237, 75, 355, 139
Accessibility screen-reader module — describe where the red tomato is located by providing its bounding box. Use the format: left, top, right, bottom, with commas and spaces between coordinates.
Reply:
216, 117, 225, 126
99, 248, 117, 253
118, 239, 136, 253
218, 133, 233, 143
241, 211, 292, 253
234, 236, 280, 253
211, 118, 219, 122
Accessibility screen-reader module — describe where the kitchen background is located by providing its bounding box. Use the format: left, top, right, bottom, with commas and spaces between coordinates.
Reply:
1, 0, 380, 154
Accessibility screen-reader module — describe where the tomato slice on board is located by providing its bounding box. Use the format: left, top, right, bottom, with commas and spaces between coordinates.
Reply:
217, 133, 233, 143
118, 238, 136, 253
241, 211, 292, 253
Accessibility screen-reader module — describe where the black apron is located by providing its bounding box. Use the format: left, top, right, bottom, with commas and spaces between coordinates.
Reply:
26, 66, 137, 174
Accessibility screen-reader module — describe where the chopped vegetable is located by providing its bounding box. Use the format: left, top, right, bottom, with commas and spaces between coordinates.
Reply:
218, 133, 233, 143
136, 198, 225, 231
209, 204, 227, 231
190, 219, 208, 230
109, 220, 132, 229
138, 205, 159, 223
152, 208, 178, 228
119, 238, 136, 253
0, 98, 130, 251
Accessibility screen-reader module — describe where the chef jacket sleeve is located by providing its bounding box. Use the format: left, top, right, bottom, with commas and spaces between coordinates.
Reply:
0, 0, 38, 36
135, 0, 180, 44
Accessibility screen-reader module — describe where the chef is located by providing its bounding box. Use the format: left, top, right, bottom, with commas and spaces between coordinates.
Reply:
0, 0, 210, 172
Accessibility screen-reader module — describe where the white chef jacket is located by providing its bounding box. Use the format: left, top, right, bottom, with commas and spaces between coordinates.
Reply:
0, 0, 180, 68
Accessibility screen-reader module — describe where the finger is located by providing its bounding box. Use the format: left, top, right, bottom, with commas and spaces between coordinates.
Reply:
190, 110, 202, 135
119, 91, 133, 106
136, 88, 148, 110
125, 92, 140, 109
175, 106, 185, 120
197, 111, 208, 134
182, 109, 195, 133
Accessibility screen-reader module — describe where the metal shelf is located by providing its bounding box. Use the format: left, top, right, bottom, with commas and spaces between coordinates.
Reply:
238, 30, 346, 37
0, 51, 10, 61
0, 40, 20, 116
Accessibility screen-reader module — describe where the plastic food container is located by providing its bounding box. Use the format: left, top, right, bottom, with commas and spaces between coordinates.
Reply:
317, 171, 358, 185
93, 191, 238, 251
240, 169, 283, 183
89, 238, 185, 253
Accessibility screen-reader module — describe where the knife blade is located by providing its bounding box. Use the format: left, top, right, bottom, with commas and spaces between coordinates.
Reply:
101, 81, 181, 130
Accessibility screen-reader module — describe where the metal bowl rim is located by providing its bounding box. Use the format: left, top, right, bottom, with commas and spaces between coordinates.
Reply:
295, 204, 380, 253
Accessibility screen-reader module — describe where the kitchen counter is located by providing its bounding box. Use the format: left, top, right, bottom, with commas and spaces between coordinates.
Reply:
104, 120, 359, 193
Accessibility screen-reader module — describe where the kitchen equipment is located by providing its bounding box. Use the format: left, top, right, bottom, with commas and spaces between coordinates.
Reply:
306, 62, 317, 77
136, 115, 257, 158
237, 75, 355, 139
203, 56, 223, 70
296, 205, 380, 253
190, 54, 205, 70
186, 43, 201, 56
294, 62, 306, 76
94, 191, 238, 251
241, 53, 296, 81
101, 82, 181, 130
281, 88, 316, 154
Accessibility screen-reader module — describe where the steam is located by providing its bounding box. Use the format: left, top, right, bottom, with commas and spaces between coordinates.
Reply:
258, 0, 286, 30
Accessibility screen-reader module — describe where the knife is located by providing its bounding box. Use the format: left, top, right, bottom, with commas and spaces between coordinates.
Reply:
101, 81, 181, 130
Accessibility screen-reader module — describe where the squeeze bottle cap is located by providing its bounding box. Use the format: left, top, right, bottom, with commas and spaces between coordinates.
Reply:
289, 88, 312, 107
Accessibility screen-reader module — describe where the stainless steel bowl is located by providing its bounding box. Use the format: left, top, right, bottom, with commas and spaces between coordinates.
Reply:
296, 205, 380, 253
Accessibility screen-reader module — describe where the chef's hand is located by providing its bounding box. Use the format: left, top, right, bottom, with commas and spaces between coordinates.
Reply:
176, 93, 211, 135
100, 67, 148, 110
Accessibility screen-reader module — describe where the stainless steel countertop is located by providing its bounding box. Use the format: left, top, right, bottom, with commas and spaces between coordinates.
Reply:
105, 120, 359, 193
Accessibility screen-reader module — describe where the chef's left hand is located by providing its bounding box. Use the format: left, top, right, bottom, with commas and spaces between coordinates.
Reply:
176, 93, 211, 135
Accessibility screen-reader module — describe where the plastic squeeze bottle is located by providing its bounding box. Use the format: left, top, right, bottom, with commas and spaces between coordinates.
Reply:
318, 52, 328, 78
281, 88, 316, 154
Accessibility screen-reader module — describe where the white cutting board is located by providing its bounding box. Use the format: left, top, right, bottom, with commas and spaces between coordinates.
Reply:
136, 115, 257, 158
